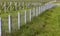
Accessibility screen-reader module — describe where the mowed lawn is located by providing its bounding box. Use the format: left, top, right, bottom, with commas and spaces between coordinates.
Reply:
8, 6, 60, 36
37, 6, 60, 36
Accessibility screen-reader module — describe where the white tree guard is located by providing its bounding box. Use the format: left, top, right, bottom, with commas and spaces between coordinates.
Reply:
8, 15, 12, 33
24, 10, 27, 24
30, 9, 32, 22
0, 17, 2, 36
18, 12, 20, 29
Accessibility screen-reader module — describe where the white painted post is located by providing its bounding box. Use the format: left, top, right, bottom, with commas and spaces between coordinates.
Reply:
18, 12, 20, 29
0, 17, 2, 36
8, 15, 12, 33
30, 9, 32, 22
4, 2, 6, 12
24, 10, 27, 24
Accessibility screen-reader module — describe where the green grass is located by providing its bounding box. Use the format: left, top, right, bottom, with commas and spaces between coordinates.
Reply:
5, 6, 60, 36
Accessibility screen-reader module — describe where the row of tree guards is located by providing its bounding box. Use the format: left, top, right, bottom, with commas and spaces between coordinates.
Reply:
0, 0, 54, 13
0, 1, 51, 13
0, 2, 35, 13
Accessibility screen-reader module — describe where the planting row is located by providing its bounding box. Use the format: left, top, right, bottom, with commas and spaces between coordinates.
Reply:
0, 3, 56, 36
